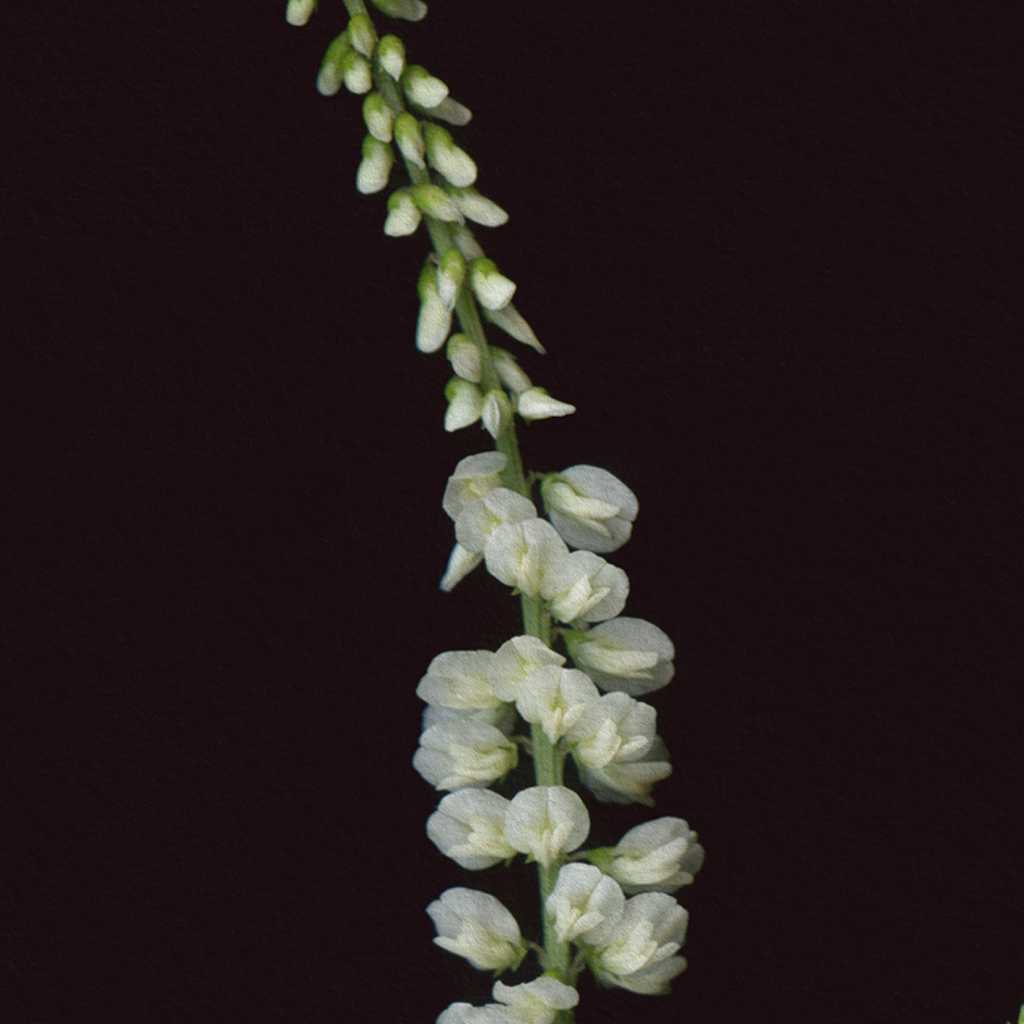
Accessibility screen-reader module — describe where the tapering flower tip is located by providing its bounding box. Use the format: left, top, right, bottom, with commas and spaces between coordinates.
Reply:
447, 333, 481, 382
285, 0, 315, 27
345, 13, 376, 58
540, 549, 629, 625
424, 123, 478, 188
402, 64, 449, 109
417, 649, 501, 712
427, 887, 525, 972
393, 112, 426, 167
429, 96, 473, 126
545, 863, 626, 946
492, 977, 579, 1023
384, 189, 421, 237
482, 388, 513, 439
450, 223, 486, 262
564, 617, 675, 696
490, 347, 532, 394
470, 258, 516, 311
414, 719, 517, 791
445, 378, 483, 431
541, 465, 637, 553
442, 451, 508, 520
356, 135, 394, 195
516, 387, 576, 422
377, 34, 406, 81
427, 789, 515, 870
516, 666, 599, 744
316, 32, 351, 96
592, 893, 689, 994
504, 786, 590, 870
362, 91, 394, 143
371, 0, 428, 22
483, 303, 545, 354
566, 691, 657, 771
437, 246, 467, 311
417, 262, 452, 352
410, 182, 463, 223
447, 186, 509, 227
484, 518, 569, 598
488, 635, 565, 702
456, 488, 537, 554
606, 818, 705, 893
341, 50, 373, 95
439, 542, 484, 592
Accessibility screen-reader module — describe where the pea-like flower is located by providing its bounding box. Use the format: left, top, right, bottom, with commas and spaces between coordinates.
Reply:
403, 64, 449, 108
484, 518, 570, 599
515, 666, 599, 744
488, 635, 566, 702
541, 465, 638, 554
539, 550, 629, 625
563, 616, 675, 696
580, 737, 673, 808
417, 649, 502, 711
413, 719, 517, 791
455, 488, 537, 554
355, 135, 394, 194
427, 789, 516, 870
442, 451, 508, 520
427, 887, 526, 972
545, 863, 625, 946
491, 977, 580, 1024
503, 786, 590, 869
425, 124, 478, 188
603, 817, 705, 893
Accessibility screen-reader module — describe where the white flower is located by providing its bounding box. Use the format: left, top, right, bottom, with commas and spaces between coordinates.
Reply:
355, 135, 394, 195
447, 186, 509, 227
316, 33, 350, 96
436, 1003, 512, 1024
421, 702, 517, 736
362, 92, 394, 142
444, 378, 483, 431
484, 518, 569, 598
591, 892, 688, 981
541, 465, 638, 554
539, 550, 629, 625
515, 666, 599, 744
341, 50, 373, 95
482, 389, 512, 439
564, 616, 675, 696
470, 259, 517, 311
515, 388, 576, 421
413, 719, 517, 791
377, 34, 405, 81
439, 543, 483, 592
384, 190, 422, 237
447, 334, 482, 382
427, 887, 526, 972
285, 0, 315, 27
403, 64, 449, 108
417, 649, 501, 711
599, 954, 688, 996
488, 635, 565, 702
482, 302, 545, 354
442, 451, 508, 520
605, 817, 705, 893
492, 977, 579, 1024
545, 863, 625, 946
566, 691, 656, 769
425, 124, 478, 188
503, 786, 590, 868
437, 247, 467, 311
427, 789, 515, 870
394, 113, 426, 168
490, 348, 532, 394
455, 488, 537, 554
580, 736, 672, 807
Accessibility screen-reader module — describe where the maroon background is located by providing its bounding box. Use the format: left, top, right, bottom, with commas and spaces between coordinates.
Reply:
5, 2, 1021, 1023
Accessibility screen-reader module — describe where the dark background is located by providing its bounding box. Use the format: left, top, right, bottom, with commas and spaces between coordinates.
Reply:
4, 2, 1021, 1023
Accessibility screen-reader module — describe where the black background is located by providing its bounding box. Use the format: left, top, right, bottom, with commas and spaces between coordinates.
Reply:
5, 2, 1022, 1023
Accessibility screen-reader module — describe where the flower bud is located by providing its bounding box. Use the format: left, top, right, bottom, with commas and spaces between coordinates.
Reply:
446, 186, 509, 227
516, 387, 576, 421
384, 189, 421, 237
414, 719, 517, 791
377, 34, 406, 81
492, 978, 579, 1023
482, 388, 512, 439
362, 91, 394, 142
484, 518, 569, 598
430, 97, 473, 126
355, 135, 394, 194
470, 258, 516, 311
541, 465, 637, 553
444, 378, 483, 431
439, 542, 484, 592
491, 348, 532, 393
564, 616, 675, 696
410, 183, 463, 222
603, 818, 704, 893
545, 863, 625, 946
402, 64, 449, 108
285, 0, 315, 27
455, 488, 537, 554
503, 786, 590, 869
427, 789, 515, 870
488, 635, 565, 703
393, 112, 425, 167
417, 261, 452, 352
417, 649, 500, 711
341, 49, 372, 94
424, 124, 478, 187
371, 0, 428, 21
515, 666, 599, 744
427, 888, 526, 972
316, 32, 351, 96
437, 246, 467, 311
442, 451, 508, 520
447, 334, 481, 382
540, 549, 629, 625
483, 303, 545, 354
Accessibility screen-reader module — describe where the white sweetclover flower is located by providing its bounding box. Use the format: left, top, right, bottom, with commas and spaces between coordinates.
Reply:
286, 0, 315, 27
484, 518, 570, 599
356, 135, 394, 195
403, 64, 449, 108
341, 50, 373, 95
503, 786, 590, 869
430, 96, 474, 126
346, 15, 376, 58
600, 954, 688, 995
362, 92, 394, 143
492, 977, 579, 1024
437, 247, 468, 312
440, 543, 483, 592
442, 451, 508, 520
418, 269, 453, 353
515, 666, 599, 744
566, 691, 656, 769
413, 719, 517, 791
394, 113, 426, 167
482, 389, 513, 440
515, 388, 576, 422
545, 863, 625, 946
447, 334, 482, 382
540, 550, 629, 625
376, 34, 405, 81
580, 736, 673, 808
410, 182, 464, 223
421, 701, 517, 736
488, 635, 565, 702
425, 124, 478, 188
490, 348, 532, 394
482, 302, 545, 354
455, 488, 537, 554
436, 1003, 512, 1024
416, 649, 501, 711
373, 0, 428, 22
470, 259, 517, 311
427, 789, 515, 870
564, 616, 675, 696
384, 189, 422, 237
427, 887, 526, 972
603, 817, 705, 893
447, 186, 509, 227
316, 33, 350, 96
541, 465, 638, 554
444, 378, 483, 431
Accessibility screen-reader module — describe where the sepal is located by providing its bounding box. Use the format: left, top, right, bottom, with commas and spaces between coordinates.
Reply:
355, 135, 394, 194
285, 0, 315, 27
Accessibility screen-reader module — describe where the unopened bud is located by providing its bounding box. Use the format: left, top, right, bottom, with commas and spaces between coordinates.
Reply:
363, 92, 394, 143
347, 14, 376, 58
437, 247, 467, 311
491, 348, 532, 393
447, 334, 481, 382
377, 35, 406, 81
445, 378, 483, 432
384, 190, 421, 237
393, 113, 426, 168
424, 124, 477, 188
516, 387, 575, 420
285, 0, 315, 27
316, 33, 351, 96
403, 64, 449, 108
470, 258, 516, 311
371, 0, 428, 21
483, 303, 545, 354
410, 183, 463, 223
356, 135, 394, 194
447, 186, 509, 228
482, 389, 513, 439
341, 50, 372, 95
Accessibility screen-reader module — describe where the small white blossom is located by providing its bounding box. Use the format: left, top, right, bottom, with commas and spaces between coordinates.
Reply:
515, 666, 599, 744
439, 542, 484, 592
592, 892, 688, 978
470, 258, 517, 311
417, 649, 501, 711
545, 863, 625, 946
425, 124, 478, 188
421, 702, 517, 736
605, 817, 705, 893
455, 488, 537, 554
503, 786, 590, 869
492, 977, 579, 1024
488, 635, 565, 702
394, 113, 426, 168
515, 388, 576, 421
482, 388, 513, 439
482, 303, 545, 354
437, 247, 467, 311
442, 451, 508, 520
403, 64, 449, 108
447, 186, 509, 227
539, 550, 629, 625
566, 692, 656, 770
427, 887, 526, 972
286, 0, 315, 27
355, 135, 394, 195
427, 789, 515, 870
541, 465, 638, 554
484, 518, 569, 598
384, 189, 422, 237
447, 334, 482, 382
564, 616, 675, 696
580, 736, 672, 807
377, 34, 406, 81
413, 719, 517, 791
444, 378, 482, 431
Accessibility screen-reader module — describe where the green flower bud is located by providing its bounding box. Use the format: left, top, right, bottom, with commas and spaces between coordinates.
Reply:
356, 135, 394, 195
402, 64, 448, 108
316, 32, 351, 96
384, 190, 421, 236
482, 389, 513, 439
393, 113, 425, 168
424, 123, 477, 188
347, 14, 377, 58
362, 92, 394, 143
446, 334, 481, 383
437, 247, 467, 311
410, 184, 463, 223
341, 50, 372, 95
470, 258, 516, 311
